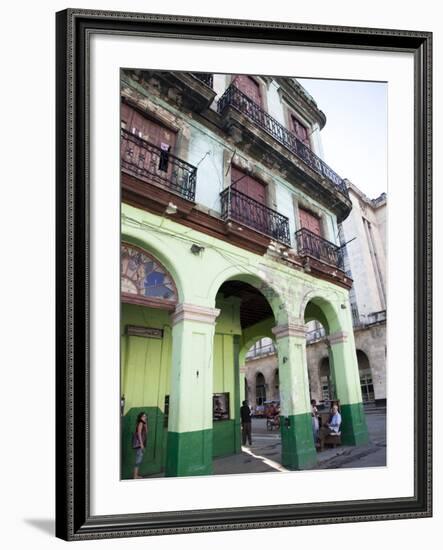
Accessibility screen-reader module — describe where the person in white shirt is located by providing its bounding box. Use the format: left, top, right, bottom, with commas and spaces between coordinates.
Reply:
319, 404, 342, 451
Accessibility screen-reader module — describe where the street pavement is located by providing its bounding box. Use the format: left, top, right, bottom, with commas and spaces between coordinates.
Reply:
143, 407, 386, 477
212, 406, 386, 475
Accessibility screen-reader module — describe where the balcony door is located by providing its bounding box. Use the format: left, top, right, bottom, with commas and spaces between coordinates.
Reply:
231, 166, 266, 205
230, 166, 269, 234
233, 75, 262, 107
121, 102, 177, 185
121, 103, 176, 149
299, 207, 322, 236
291, 115, 310, 148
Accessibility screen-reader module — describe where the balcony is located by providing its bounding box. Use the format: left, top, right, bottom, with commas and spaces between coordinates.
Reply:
125, 70, 217, 112
295, 228, 344, 270
306, 326, 327, 343
217, 85, 351, 222
192, 73, 214, 88
121, 128, 197, 202
245, 341, 276, 360
220, 186, 291, 246
354, 309, 387, 328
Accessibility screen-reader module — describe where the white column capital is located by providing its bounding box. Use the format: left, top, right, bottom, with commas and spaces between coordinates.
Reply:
171, 303, 221, 326
328, 331, 349, 345
272, 323, 306, 340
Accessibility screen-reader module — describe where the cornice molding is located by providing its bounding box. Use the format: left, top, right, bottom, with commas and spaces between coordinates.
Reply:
272, 323, 306, 340
171, 303, 221, 326
328, 331, 349, 345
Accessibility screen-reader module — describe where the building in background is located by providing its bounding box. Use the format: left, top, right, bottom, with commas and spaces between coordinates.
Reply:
245, 181, 387, 408
120, 70, 369, 478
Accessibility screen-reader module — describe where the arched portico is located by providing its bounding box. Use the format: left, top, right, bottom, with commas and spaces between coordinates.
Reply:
121, 204, 368, 477
304, 293, 369, 446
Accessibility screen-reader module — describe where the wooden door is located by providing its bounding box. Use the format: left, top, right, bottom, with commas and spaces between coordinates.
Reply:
121, 328, 170, 478
299, 207, 322, 236
233, 75, 262, 107
291, 115, 310, 148
230, 167, 268, 233
121, 103, 176, 148
121, 103, 177, 183
231, 166, 266, 204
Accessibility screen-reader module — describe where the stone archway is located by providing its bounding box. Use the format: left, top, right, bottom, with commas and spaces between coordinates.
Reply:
120, 243, 181, 479
302, 293, 369, 447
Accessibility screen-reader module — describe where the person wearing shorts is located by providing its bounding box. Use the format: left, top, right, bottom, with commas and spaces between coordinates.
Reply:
133, 412, 148, 479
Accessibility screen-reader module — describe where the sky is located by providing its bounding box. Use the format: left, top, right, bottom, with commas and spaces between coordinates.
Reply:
297, 78, 387, 200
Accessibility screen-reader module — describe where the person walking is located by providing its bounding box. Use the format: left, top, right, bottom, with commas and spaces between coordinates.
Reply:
132, 411, 148, 479
240, 400, 252, 446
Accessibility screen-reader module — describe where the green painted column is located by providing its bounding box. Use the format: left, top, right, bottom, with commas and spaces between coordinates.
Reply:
165, 303, 220, 477
233, 335, 242, 454
328, 330, 369, 446
272, 324, 317, 470
239, 361, 247, 405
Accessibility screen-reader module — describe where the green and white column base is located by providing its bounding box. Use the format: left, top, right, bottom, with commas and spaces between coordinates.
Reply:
166, 429, 213, 477
165, 303, 220, 477
273, 324, 317, 470
280, 413, 318, 470
340, 402, 369, 446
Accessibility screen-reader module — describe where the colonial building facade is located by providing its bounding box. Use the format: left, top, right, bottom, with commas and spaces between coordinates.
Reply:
120, 70, 369, 478
245, 181, 387, 409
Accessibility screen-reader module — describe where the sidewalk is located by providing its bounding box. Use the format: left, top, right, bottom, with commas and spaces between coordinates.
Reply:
213, 408, 386, 475
143, 407, 386, 477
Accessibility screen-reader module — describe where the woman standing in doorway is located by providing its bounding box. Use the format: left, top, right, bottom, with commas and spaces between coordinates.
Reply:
133, 412, 148, 479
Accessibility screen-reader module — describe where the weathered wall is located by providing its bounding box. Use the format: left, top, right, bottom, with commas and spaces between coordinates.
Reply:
341, 184, 387, 318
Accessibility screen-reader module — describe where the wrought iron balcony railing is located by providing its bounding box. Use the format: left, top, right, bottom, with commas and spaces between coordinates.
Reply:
295, 228, 344, 270
121, 128, 197, 202
245, 342, 276, 359
220, 186, 291, 246
218, 85, 348, 197
192, 72, 214, 88
306, 326, 327, 343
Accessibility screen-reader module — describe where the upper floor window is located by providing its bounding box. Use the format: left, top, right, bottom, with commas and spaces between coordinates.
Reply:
290, 114, 310, 148
233, 75, 263, 108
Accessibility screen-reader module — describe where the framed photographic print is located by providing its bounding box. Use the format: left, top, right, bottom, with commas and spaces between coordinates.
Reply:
55, 9, 432, 541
